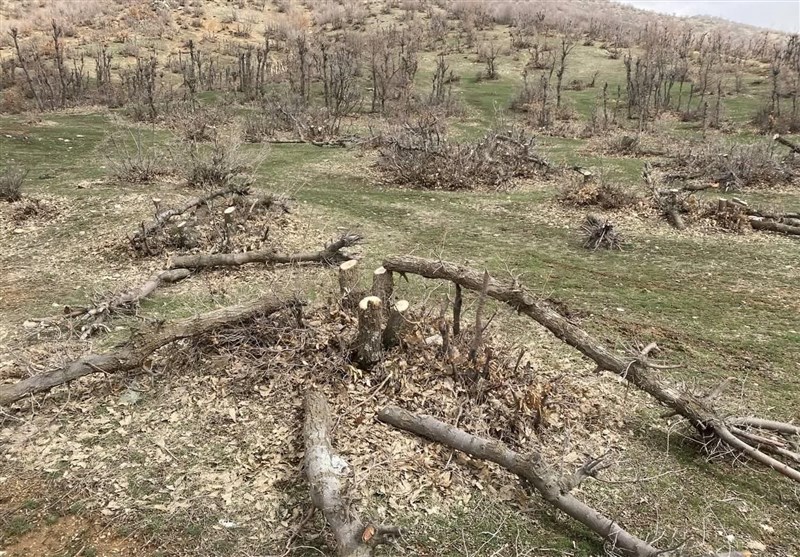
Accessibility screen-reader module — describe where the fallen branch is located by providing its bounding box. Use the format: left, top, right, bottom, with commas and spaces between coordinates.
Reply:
1, 295, 299, 407
382, 255, 800, 484
32, 269, 191, 338
378, 406, 663, 557
305, 391, 399, 556
170, 233, 363, 270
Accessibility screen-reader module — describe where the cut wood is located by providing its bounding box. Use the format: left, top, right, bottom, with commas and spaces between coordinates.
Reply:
304, 391, 399, 556
382, 255, 800, 483
355, 296, 383, 368
338, 259, 361, 307
378, 405, 661, 557
773, 133, 800, 155
383, 300, 409, 349
1, 295, 299, 407
129, 185, 250, 252
370, 267, 393, 306
748, 217, 800, 236
170, 233, 362, 270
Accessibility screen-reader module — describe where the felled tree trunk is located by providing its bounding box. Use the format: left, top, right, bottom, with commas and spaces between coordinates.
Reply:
773, 133, 800, 154
304, 391, 399, 556
355, 296, 383, 368
382, 300, 409, 349
170, 233, 362, 270
1, 296, 299, 407
749, 218, 800, 236
382, 255, 800, 484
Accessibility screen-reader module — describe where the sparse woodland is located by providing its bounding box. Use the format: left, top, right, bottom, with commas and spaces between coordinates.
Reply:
0, 1, 798, 556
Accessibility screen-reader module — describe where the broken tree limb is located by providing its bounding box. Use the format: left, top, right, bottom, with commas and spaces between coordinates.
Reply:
726, 417, 800, 436
304, 391, 399, 557
170, 233, 363, 270
381, 255, 800, 484
31, 269, 192, 338
773, 133, 800, 155
129, 185, 250, 251
1, 295, 299, 407
355, 296, 383, 368
377, 405, 662, 557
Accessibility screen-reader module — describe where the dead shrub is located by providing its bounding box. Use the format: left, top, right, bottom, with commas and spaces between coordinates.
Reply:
103, 128, 175, 184
377, 120, 549, 191
184, 136, 265, 190
559, 177, 640, 210
11, 197, 59, 223
0, 165, 26, 202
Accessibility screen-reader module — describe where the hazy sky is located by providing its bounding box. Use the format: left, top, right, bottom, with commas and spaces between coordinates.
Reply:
614, 1, 800, 33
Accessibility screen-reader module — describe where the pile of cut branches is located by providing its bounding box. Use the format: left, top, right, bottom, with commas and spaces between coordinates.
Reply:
376, 124, 550, 191
128, 185, 290, 256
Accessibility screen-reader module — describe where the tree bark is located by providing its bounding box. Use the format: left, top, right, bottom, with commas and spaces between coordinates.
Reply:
377, 406, 662, 557
355, 296, 383, 368
383, 300, 409, 349
170, 233, 362, 270
304, 391, 371, 557
304, 392, 400, 556
381, 255, 800, 483
1, 296, 299, 407
338, 259, 361, 308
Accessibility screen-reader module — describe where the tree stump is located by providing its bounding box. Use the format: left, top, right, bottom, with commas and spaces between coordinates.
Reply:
383, 300, 409, 349
355, 296, 383, 368
338, 260, 360, 306
371, 267, 393, 306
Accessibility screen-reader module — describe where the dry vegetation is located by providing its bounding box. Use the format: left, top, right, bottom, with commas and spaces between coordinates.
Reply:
1, 1, 799, 557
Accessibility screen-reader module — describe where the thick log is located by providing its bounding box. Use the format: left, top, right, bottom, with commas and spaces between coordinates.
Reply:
355, 296, 383, 368
304, 391, 370, 557
378, 406, 661, 557
382, 255, 800, 484
383, 300, 410, 349
773, 133, 800, 154
170, 233, 363, 270
749, 217, 800, 236
1, 295, 298, 407
304, 392, 398, 556
370, 267, 394, 306
129, 185, 250, 250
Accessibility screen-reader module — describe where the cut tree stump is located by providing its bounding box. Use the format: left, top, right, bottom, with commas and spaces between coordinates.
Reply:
382, 300, 409, 349
170, 233, 362, 270
304, 391, 399, 556
339, 260, 360, 296
1, 295, 300, 407
382, 255, 800, 484
371, 267, 394, 306
355, 296, 383, 368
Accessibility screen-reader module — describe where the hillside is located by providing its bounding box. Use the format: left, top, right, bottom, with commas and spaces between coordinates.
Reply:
0, 1, 799, 557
